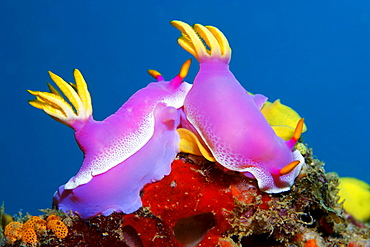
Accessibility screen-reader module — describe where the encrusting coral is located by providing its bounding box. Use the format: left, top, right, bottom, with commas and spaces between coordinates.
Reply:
3, 214, 68, 245
47, 218, 68, 239
2, 146, 369, 246
3, 222, 23, 244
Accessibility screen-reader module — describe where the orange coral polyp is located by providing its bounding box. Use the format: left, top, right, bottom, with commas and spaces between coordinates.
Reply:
47, 219, 68, 239
24, 216, 47, 233
21, 227, 38, 245
4, 221, 23, 243
46, 214, 60, 222
4, 214, 69, 245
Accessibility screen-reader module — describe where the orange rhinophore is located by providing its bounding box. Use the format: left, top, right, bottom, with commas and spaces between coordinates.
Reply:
47, 219, 68, 239
4, 221, 23, 243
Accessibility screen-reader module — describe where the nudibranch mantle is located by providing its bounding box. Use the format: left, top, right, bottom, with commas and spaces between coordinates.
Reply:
172, 21, 305, 193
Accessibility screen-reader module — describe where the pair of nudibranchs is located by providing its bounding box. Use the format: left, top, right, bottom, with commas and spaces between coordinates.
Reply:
28, 21, 307, 220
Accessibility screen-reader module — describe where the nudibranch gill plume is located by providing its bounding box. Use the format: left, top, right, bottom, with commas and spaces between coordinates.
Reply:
28, 61, 192, 219
172, 21, 305, 193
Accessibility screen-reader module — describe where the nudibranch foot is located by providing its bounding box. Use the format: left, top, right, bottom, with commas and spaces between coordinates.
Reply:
28, 69, 92, 132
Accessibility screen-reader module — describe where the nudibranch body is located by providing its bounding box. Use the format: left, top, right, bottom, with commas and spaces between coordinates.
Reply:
172, 21, 305, 193
64, 62, 191, 190
29, 61, 192, 219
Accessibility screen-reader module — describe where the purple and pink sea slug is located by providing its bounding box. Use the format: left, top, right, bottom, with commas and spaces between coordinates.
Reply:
172, 21, 305, 193
28, 21, 306, 220
28, 61, 192, 219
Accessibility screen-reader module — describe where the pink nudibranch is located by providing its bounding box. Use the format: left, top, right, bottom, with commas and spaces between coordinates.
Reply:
29, 61, 192, 219
28, 21, 307, 220
172, 21, 305, 193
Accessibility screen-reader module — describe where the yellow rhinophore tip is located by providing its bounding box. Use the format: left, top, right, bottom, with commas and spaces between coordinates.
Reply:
28, 70, 92, 131
338, 177, 370, 222
179, 59, 192, 79
171, 20, 231, 63
177, 128, 216, 162
280, 160, 300, 175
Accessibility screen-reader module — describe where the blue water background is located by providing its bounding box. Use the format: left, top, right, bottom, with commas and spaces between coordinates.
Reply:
1, 0, 369, 216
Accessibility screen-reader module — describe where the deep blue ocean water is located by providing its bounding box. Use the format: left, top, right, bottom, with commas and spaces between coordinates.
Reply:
1, 0, 369, 216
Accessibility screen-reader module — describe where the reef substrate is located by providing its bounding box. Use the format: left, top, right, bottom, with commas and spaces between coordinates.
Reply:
2, 147, 370, 247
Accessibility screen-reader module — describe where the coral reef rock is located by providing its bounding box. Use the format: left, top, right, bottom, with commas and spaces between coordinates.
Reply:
2, 147, 370, 246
